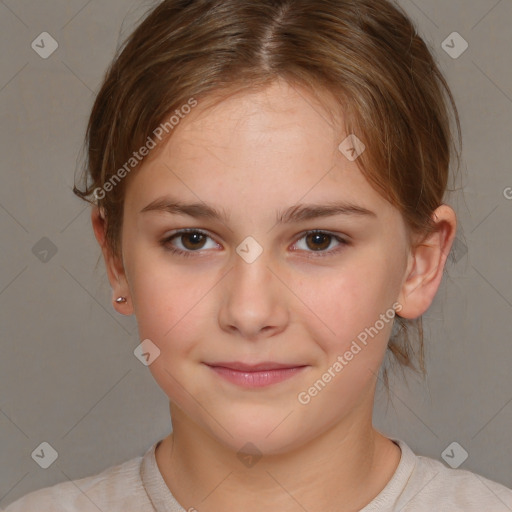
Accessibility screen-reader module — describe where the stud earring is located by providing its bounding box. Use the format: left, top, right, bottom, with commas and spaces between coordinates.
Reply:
115, 297, 127, 304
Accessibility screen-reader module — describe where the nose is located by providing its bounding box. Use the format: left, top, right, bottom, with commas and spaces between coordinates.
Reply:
218, 248, 289, 340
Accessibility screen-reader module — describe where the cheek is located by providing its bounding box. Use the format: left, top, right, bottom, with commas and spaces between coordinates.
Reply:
128, 262, 212, 407
298, 256, 398, 355
127, 249, 207, 349
294, 265, 397, 412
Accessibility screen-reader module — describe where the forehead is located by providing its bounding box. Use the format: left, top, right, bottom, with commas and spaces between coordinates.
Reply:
180, 79, 341, 133
124, 80, 395, 223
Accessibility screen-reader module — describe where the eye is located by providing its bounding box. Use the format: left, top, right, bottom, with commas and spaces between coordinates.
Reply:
161, 229, 219, 258
291, 230, 348, 258
161, 229, 349, 259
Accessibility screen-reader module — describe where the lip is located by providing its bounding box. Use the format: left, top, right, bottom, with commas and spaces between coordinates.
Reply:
204, 362, 309, 388
206, 361, 304, 371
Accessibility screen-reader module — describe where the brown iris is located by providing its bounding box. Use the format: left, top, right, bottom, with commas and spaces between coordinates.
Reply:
180, 232, 207, 250
305, 232, 331, 251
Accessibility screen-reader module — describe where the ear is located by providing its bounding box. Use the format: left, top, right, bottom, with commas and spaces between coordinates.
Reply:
397, 204, 457, 319
91, 206, 134, 316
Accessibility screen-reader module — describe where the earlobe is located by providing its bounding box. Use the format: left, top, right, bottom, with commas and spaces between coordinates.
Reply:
397, 205, 457, 319
90, 207, 134, 316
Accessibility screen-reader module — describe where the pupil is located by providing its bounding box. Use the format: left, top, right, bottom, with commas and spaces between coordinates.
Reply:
184, 233, 205, 249
308, 233, 330, 251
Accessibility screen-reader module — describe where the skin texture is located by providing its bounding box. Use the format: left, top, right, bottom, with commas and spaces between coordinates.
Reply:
92, 78, 456, 511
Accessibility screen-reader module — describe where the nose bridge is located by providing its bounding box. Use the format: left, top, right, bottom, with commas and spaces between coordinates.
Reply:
230, 241, 275, 299
218, 239, 289, 338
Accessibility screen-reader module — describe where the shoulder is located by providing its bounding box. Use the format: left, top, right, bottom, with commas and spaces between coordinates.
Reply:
2, 451, 153, 512
396, 440, 512, 511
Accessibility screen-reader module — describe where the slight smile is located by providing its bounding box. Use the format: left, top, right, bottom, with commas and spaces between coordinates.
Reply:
204, 361, 310, 388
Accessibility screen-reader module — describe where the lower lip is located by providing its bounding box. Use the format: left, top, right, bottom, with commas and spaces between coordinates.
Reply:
207, 365, 308, 388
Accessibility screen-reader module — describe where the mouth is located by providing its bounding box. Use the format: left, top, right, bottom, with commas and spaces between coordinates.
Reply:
205, 361, 306, 371
204, 361, 309, 388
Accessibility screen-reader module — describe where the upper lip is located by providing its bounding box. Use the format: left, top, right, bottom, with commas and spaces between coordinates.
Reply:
205, 361, 306, 372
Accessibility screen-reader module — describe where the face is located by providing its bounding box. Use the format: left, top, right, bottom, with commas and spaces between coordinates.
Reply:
117, 79, 412, 454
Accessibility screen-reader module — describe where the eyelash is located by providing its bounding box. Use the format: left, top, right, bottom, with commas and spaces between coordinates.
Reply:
160, 228, 349, 259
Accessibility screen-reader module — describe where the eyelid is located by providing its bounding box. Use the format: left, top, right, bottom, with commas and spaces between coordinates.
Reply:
290, 229, 349, 257
161, 228, 349, 259
163, 228, 220, 249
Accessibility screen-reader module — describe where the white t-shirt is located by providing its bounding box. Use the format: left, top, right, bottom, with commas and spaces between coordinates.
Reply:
3, 438, 512, 511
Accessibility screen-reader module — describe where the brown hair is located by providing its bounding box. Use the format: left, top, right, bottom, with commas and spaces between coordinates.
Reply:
74, 0, 462, 388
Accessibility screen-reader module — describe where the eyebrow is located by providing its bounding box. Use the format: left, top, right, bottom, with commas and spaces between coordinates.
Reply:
139, 197, 376, 224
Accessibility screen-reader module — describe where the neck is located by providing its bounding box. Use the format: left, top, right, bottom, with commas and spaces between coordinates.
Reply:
155, 399, 401, 511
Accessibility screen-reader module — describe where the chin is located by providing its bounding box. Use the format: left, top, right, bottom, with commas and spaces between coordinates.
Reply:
207, 418, 308, 457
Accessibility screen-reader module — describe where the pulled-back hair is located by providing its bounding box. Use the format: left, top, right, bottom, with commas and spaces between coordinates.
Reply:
74, 0, 462, 388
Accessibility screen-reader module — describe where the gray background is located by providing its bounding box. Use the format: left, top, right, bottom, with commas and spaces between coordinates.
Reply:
1, 0, 511, 507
